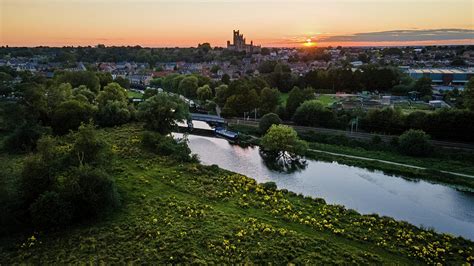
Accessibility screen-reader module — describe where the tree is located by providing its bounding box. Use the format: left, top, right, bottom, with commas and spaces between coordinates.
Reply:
178, 76, 199, 98
150, 77, 162, 87
73, 85, 96, 104
413, 77, 433, 97
137, 93, 189, 134
197, 85, 212, 102
258, 60, 277, 74
363, 107, 404, 134
96, 82, 128, 108
97, 101, 131, 127
210, 65, 220, 74
214, 84, 230, 107
96, 72, 113, 89
260, 125, 308, 171
221, 74, 230, 84
51, 100, 96, 134
259, 113, 282, 134
143, 88, 158, 100
114, 76, 130, 89
292, 100, 335, 127
55, 71, 100, 94
222, 89, 259, 117
259, 87, 280, 115
286, 87, 307, 117
70, 122, 110, 166
398, 129, 433, 157
45, 83, 73, 114
464, 77, 474, 111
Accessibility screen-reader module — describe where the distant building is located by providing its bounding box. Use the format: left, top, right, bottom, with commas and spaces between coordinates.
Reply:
406, 68, 474, 85
227, 30, 260, 53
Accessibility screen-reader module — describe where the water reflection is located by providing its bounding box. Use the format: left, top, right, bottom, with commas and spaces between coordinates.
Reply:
259, 150, 308, 173
174, 132, 474, 240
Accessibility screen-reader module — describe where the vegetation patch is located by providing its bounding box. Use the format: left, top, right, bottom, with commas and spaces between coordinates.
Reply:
1, 124, 473, 264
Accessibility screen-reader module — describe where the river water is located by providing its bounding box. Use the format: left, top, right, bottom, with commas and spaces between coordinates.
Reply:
173, 122, 474, 240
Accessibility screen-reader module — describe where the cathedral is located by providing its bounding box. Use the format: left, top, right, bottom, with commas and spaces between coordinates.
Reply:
227, 30, 261, 53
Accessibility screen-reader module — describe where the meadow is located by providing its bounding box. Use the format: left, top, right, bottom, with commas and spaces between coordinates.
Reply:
0, 124, 473, 264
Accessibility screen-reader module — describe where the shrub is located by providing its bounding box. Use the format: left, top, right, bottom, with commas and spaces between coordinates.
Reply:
390, 136, 399, 147
371, 135, 383, 145
70, 122, 110, 166
3, 122, 49, 153
398, 129, 433, 157
19, 155, 56, 205
63, 166, 120, 220
29, 191, 72, 228
261, 181, 277, 191
259, 113, 282, 134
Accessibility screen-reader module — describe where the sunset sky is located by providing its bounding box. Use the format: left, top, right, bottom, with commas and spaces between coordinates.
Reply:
1, 0, 473, 47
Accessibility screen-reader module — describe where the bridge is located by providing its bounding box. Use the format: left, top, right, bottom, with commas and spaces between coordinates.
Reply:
190, 113, 226, 124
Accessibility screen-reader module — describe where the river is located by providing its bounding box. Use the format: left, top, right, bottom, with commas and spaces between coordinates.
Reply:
173, 121, 474, 240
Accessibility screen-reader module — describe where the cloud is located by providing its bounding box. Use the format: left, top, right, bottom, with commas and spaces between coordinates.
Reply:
318, 29, 474, 43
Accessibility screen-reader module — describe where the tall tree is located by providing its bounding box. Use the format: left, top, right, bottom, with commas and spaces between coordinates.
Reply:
137, 93, 189, 134
259, 87, 280, 115
286, 87, 306, 117
464, 77, 474, 111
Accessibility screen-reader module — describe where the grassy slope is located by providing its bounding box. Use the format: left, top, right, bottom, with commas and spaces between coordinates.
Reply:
0, 124, 473, 264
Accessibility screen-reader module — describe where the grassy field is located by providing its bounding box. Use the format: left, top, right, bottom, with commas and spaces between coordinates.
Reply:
0, 124, 473, 264
307, 142, 474, 176
127, 90, 143, 99
315, 95, 338, 107
279, 93, 288, 106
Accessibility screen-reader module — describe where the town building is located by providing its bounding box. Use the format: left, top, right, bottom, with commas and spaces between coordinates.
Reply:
406, 68, 474, 85
227, 30, 260, 53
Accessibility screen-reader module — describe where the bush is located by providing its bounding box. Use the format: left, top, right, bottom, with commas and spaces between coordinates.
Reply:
29, 191, 72, 228
20, 155, 56, 205
259, 113, 282, 134
70, 122, 110, 166
261, 181, 277, 191
63, 166, 120, 219
3, 122, 49, 153
398, 129, 433, 157
371, 135, 382, 145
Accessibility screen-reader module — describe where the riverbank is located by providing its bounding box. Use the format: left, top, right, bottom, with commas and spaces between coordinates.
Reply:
1, 124, 473, 264
229, 124, 474, 191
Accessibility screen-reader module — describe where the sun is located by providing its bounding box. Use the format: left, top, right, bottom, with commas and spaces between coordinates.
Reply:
303, 38, 316, 47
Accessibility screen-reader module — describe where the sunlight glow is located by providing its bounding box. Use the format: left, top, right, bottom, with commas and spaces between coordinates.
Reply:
303, 38, 316, 47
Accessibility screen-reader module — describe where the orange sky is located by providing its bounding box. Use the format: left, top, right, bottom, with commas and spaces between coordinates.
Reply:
1, 0, 473, 47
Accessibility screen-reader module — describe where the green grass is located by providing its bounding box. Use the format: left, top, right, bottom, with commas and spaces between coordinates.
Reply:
127, 90, 143, 99
315, 95, 337, 107
307, 142, 474, 176
279, 93, 289, 106
0, 124, 473, 264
